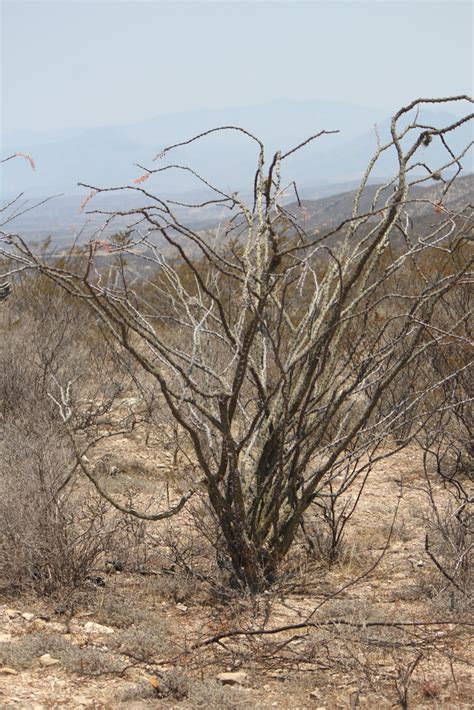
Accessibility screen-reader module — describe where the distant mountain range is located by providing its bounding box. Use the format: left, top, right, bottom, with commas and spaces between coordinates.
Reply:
2, 98, 472, 201
6, 171, 472, 252
1, 98, 472, 249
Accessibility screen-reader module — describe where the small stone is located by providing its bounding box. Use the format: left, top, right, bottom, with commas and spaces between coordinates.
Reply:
31, 619, 47, 631
64, 632, 86, 647
105, 560, 124, 573
38, 653, 60, 667
83, 621, 114, 634
22, 612, 35, 621
176, 603, 188, 612
85, 575, 106, 587
0, 666, 18, 675
310, 689, 322, 699
5, 608, 21, 618
216, 671, 248, 685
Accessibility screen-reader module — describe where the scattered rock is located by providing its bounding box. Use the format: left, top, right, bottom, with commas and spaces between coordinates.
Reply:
0, 666, 18, 675
38, 653, 60, 667
310, 689, 322, 699
31, 619, 48, 631
85, 575, 106, 587
22, 612, 35, 621
83, 621, 115, 635
105, 559, 124, 572
64, 633, 87, 647
216, 671, 248, 686
5, 609, 21, 618
176, 603, 188, 612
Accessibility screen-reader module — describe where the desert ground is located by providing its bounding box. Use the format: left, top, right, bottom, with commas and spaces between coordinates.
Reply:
1, 434, 472, 709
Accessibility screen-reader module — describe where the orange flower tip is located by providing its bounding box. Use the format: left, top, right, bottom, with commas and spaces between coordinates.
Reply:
79, 190, 98, 212
132, 173, 151, 184
14, 152, 36, 171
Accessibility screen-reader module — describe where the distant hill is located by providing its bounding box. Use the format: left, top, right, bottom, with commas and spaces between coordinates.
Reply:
2, 98, 471, 200
6, 172, 472, 253
284, 174, 474, 236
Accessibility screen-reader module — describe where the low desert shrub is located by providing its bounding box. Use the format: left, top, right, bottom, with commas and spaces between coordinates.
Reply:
0, 412, 113, 593
118, 672, 253, 707
186, 681, 253, 709
0, 632, 125, 675
111, 620, 178, 661
0, 294, 141, 595
92, 595, 154, 629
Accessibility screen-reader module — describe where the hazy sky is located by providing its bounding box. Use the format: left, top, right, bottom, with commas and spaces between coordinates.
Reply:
1, 0, 472, 135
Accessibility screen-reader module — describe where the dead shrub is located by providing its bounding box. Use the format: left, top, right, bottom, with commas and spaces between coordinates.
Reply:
0, 412, 114, 593
0, 334, 130, 594
419, 442, 473, 608
0, 276, 148, 595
